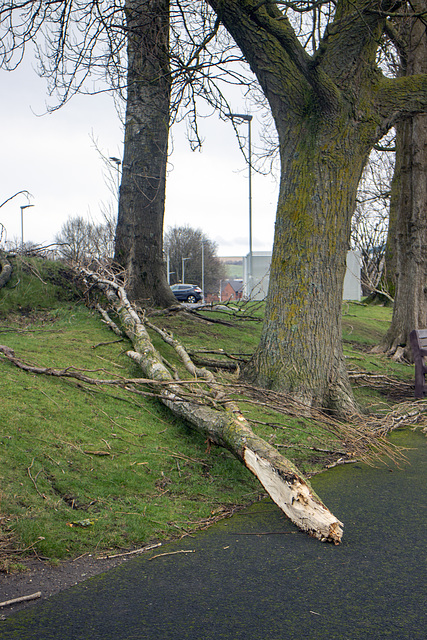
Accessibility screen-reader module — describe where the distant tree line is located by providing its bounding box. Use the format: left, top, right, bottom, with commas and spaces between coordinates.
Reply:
54, 216, 225, 295
54, 215, 116, 264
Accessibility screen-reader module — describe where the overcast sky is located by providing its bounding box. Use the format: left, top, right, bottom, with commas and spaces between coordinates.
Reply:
0, 56, 279, 257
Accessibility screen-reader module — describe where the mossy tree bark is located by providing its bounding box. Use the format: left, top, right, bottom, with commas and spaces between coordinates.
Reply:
114, 0, 176, 308
207, 0, 427, 413
380, 3, 427, 359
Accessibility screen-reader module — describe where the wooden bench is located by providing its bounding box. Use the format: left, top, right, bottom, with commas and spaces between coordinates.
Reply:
409, 329, 427, 398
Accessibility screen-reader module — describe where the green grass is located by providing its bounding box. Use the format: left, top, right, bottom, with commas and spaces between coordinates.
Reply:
224, 263, 243, 279
341, 300, 413, 411
342, 299, 393, 347
0, 258, 414, 566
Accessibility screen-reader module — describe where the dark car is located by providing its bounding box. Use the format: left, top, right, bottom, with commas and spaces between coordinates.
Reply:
171, 284, 203, 303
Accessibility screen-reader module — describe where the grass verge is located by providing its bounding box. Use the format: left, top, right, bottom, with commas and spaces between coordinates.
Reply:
0, 257, 416, 568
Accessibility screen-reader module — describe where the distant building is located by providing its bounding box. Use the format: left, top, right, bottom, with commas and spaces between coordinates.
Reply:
220, 278, 244, 301
242, 251, 362, 301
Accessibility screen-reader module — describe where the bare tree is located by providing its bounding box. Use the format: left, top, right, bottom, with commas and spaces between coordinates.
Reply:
5, 2, 427, 413
55, 215, 115, 264
351, 136, 395, 299
164, 225, 226, 294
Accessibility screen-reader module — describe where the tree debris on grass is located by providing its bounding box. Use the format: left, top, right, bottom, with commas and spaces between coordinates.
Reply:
78, 267, 344, 544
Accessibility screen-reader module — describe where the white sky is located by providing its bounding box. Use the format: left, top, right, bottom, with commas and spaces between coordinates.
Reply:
0, 57, 279, 257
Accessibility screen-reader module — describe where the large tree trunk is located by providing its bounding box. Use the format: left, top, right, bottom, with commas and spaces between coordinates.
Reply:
381, 7, 427, 358
245, 120, 368, 413
114, 0, 175, 308
206, 0, 427, 414
383, 130, 401, 300
207, 1, 380, 414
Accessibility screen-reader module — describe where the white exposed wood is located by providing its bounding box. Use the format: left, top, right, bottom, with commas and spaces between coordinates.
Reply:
0, 592, 42, 607
244, 449, 343, 543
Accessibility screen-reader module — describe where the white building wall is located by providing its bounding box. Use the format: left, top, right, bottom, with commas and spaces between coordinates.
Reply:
343, 250, 362, 301
243, 251, 361, 301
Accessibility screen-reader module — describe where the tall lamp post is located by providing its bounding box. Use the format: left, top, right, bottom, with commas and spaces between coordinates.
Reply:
109, 156, 122, 195
201, 240, 206, 301
166, 254, 175, 284
182, 256, 190, 283
20, 204, 34, 252
227, 113, 253, 295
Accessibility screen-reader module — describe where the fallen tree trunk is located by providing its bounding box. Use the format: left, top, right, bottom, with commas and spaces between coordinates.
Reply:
82, 270, 343, 544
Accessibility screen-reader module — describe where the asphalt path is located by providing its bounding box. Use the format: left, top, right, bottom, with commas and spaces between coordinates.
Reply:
1, 429, 426, 640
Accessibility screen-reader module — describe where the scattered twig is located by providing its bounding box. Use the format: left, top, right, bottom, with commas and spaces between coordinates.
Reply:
38, 388, 61, 408
275, 443, 351, 456
149, 549, 196, 560
0, 344, 203, 391
92, 339, 124, 349
27, 459, 46, 499
348, 369, 412, 393
21, 259, 47, 284
156, 446, 210, 468
0, 592, 42, 608
83, 450, 111, 456
189, 355, 240, 370
97, 542, 161, 560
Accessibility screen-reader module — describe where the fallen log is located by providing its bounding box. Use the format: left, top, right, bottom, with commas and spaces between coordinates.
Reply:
82, 270, 343, 543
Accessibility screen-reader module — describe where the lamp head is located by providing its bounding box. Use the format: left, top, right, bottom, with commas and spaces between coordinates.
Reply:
227, 113, 252, 122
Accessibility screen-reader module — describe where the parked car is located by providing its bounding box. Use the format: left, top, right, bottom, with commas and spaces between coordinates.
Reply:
170, 283, 203, 303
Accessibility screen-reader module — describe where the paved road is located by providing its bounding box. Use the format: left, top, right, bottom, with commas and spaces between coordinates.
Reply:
1, 429, 426, 640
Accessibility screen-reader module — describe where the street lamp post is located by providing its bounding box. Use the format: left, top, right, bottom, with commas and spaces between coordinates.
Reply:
182, 257, 190, 283
201, 241, 206, 301
109, 156, 122, 195
20, 204, 34, 252
228, 113, 253, 296
166, 254, 175, 284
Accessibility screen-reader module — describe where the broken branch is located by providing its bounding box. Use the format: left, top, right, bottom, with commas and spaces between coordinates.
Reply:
82, 269, 343, 544
0, 592, 42, 608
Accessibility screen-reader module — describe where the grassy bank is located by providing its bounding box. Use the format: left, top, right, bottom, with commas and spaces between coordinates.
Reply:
0, 257, 414, 569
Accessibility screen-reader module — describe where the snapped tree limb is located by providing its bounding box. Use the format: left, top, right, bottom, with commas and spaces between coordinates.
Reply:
81, 269, 343, 544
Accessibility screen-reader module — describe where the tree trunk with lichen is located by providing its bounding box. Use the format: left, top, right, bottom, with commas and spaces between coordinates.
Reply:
380, 5, 427, 359
245, 118, 368, 414
206, 0, 427, 413
114, 0, 175, 308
